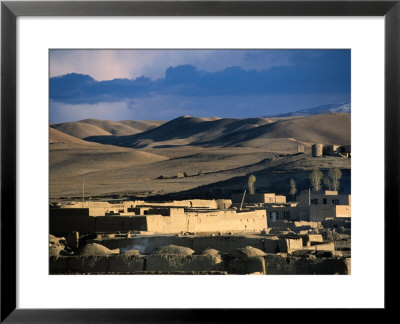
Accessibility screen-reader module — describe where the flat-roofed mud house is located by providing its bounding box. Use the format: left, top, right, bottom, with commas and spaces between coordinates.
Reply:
296, 190, 351, 207
50, 202, 267, 236
323, 144, 351, 157
50, 190, 351, 236
231, 193, 287, 204
266, 190, 351, 225
132, 207, 267, 234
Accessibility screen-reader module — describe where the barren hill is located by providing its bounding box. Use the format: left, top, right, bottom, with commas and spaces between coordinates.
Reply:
51, 121, 112, 138
50, 148, 168, 178
50, 126, 168, 187
50, 127, 99, 146
83, 114, 350, 149
202, 113, 350, 147
51, 119, 165, 139
84, 116, 276, 148
50, 114, 351, 198
79, 119, 164, 136
118, 120, 165, 132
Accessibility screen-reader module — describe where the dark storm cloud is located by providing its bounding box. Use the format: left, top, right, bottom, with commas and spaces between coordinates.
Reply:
50, 50, 350, 105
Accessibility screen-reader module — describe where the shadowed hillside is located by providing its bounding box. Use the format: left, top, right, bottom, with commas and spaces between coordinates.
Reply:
82, 114, 350, 149
150, 155, 351, 200
201, 113, 350, 147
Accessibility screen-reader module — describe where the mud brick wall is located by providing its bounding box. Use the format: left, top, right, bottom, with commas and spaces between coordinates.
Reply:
263, 254, 351, 274
92, 235, 281, 254
50, 254, 222, 273
50, 253, 350, 275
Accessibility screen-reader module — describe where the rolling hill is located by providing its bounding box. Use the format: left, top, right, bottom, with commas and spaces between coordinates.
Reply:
50, 127, 168, 182
50, 127, 99, 146
83, 116, 275, 148
51, 119, 165, 139
83, 114, 350, 149
202, 113, 351, 147
50, 113, 351, 198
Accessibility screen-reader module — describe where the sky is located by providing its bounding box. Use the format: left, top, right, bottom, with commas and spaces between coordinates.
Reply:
49, 49, 350, 123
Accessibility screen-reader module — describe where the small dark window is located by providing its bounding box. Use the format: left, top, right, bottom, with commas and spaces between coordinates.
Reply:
332, 199, 340, 205
323, 198, 327, 205
284, 211, 290, 218
311, 199, 318, 205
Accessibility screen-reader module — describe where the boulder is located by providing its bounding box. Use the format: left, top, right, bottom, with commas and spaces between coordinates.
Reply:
122, 249, 141, 256
49, 234, 66, 245
49, 244, 65, 257
152, 245, 195, 255
79, 243, 119, 256
234, 246, 266, 258
200, 248, 220, 256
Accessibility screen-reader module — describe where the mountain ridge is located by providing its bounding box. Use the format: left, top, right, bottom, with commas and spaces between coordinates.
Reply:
265, 101, 351, 118
78, 113, 350, 150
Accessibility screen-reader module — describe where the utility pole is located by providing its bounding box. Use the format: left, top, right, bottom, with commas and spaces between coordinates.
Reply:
240, 190, 247, 210
308, 188, 311, 206
82, 178, 85, 207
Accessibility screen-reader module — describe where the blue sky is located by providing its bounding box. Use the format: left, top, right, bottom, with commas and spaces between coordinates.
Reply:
49, 49, 350, 122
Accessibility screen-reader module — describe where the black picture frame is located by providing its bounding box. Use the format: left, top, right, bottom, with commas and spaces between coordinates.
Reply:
1, 0, 399, 322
